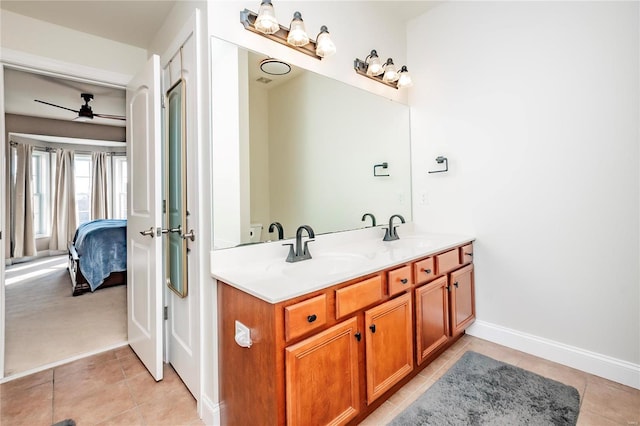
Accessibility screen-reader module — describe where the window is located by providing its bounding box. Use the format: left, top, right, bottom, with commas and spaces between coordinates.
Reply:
74, 154, 92, 225
112, 156, 128, 219
31, 150, 51, 236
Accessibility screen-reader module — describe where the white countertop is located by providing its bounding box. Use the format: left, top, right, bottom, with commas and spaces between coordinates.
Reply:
210, 224, 474, 304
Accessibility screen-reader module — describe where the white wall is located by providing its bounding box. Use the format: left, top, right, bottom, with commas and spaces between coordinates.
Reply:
408, 1, 639, 384
0, 9, 146, 78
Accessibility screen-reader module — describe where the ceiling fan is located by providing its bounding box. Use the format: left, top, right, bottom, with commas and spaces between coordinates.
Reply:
34, 93, 126, 122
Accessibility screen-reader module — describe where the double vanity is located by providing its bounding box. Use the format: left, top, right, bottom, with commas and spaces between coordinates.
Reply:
211, 224, 476, 425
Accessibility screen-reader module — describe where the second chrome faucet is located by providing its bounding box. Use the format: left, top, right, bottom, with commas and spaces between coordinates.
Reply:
284, 225, 315, 262
383, 214, 405, 241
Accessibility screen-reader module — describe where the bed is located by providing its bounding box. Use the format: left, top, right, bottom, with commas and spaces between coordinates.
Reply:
67, 219, 127, 296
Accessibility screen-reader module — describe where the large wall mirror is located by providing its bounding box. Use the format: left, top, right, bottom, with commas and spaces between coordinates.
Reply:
213, 39, 412, 248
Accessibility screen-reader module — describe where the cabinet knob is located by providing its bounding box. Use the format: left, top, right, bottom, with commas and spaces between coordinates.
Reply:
454, 281, 459, 288
465, 252, 473, 257
400, 278, 408, 284
447, 284, 451, 292
369, 324, 376, 333
307, 314, 317, 323
355, 332, 362, 342
423, 268, 432, 274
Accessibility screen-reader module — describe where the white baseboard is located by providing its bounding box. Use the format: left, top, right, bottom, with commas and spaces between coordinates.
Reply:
200, 394, 221, 426
466, 320, 640, 390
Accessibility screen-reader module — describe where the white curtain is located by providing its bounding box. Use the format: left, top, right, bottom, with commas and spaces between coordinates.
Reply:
13, 144, 37, 257
49, 149, 77, 251
91, 152, 109, 219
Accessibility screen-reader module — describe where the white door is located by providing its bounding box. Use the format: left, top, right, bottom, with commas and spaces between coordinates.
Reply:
163, 16, 200, 398
0, 66, 6, 378
126, 54, 163, 381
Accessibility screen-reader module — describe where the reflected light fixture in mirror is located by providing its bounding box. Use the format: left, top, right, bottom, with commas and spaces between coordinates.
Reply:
382, 58, 398, 83
354, 50, 412, 90
240, 1, 336, 60
365, 50, 383, 76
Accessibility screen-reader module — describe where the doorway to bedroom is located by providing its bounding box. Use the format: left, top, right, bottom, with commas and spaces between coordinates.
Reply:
2, 68, 129, 377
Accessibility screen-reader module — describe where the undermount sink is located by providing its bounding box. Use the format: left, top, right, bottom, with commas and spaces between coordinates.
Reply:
267, 252, 370, 278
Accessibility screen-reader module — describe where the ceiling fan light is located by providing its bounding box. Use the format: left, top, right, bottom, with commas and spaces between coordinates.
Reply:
73, 116, 92, 122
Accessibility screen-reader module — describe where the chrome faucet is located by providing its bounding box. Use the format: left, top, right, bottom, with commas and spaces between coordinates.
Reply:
361, 213, 376, 227
383, 214, 405, 241
268, 222, 284, 240
284, 225, 315, 262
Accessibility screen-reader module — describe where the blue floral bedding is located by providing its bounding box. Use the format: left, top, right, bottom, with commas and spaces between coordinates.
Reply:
73, 219, 127, 291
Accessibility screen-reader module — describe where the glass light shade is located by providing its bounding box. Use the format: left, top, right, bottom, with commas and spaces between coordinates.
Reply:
287, 12, 309, 47
397, 66, 413, 88
315, 26, 336, 58
254, 1, 279, 35
366, 56, 383, 76
382, 59, 399, 83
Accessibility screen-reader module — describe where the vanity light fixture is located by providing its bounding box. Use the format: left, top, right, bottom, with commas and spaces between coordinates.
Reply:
354, 50, 412, 90
240, 2, 336, 60
286, 12, 309, 47
397, 65, 413, 88
254, 0, 279, 34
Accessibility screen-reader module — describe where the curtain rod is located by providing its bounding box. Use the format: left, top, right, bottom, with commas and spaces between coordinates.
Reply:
9, 140, 125, 156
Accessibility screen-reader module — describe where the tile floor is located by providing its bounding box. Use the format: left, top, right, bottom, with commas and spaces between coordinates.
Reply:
0, 345, 203, 426
362, 335, 640, 426
1, 336, 638, 425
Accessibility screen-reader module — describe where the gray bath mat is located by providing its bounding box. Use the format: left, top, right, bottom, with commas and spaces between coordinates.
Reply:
388, 351, 580, 425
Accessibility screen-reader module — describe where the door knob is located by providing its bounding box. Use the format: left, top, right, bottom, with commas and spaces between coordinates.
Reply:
139, 227, 155, 238
181, 229, 195, 241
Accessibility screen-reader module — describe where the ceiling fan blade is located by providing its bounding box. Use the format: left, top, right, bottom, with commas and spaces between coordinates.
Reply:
34, 99, 79, 113
93, 113, 126, 121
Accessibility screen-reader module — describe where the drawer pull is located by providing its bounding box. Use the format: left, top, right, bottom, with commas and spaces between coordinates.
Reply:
465, 252, 473, 257
355, 332, 362, 342
369, 324, 376, 333
454, 281, 459, 288
307, 314, 317, 323
400, 278, 408, 284
423, 268, 432, 274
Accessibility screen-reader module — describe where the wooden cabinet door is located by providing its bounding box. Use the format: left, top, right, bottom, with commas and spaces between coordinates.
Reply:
415, 276, 450, 365
450, 264, 475, 336
365, 293, 413, 404
285, 317, 360, 426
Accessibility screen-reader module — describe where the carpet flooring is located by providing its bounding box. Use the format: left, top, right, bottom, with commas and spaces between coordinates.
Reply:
4, 256, 126, 376
388, 351, 580, 426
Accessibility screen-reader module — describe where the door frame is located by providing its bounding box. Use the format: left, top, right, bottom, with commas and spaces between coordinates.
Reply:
0, 49, 132, 380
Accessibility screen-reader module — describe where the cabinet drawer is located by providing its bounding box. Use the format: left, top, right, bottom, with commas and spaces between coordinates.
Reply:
336, 275, 383, 319
388, 265, 413, 296
285, 294, 327, 341
435, 249, 461, 275
459, 243, 473, 265
414, 257, 435, 285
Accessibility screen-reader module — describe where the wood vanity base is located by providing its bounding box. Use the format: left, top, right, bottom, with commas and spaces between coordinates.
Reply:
217, 242, 475, 426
